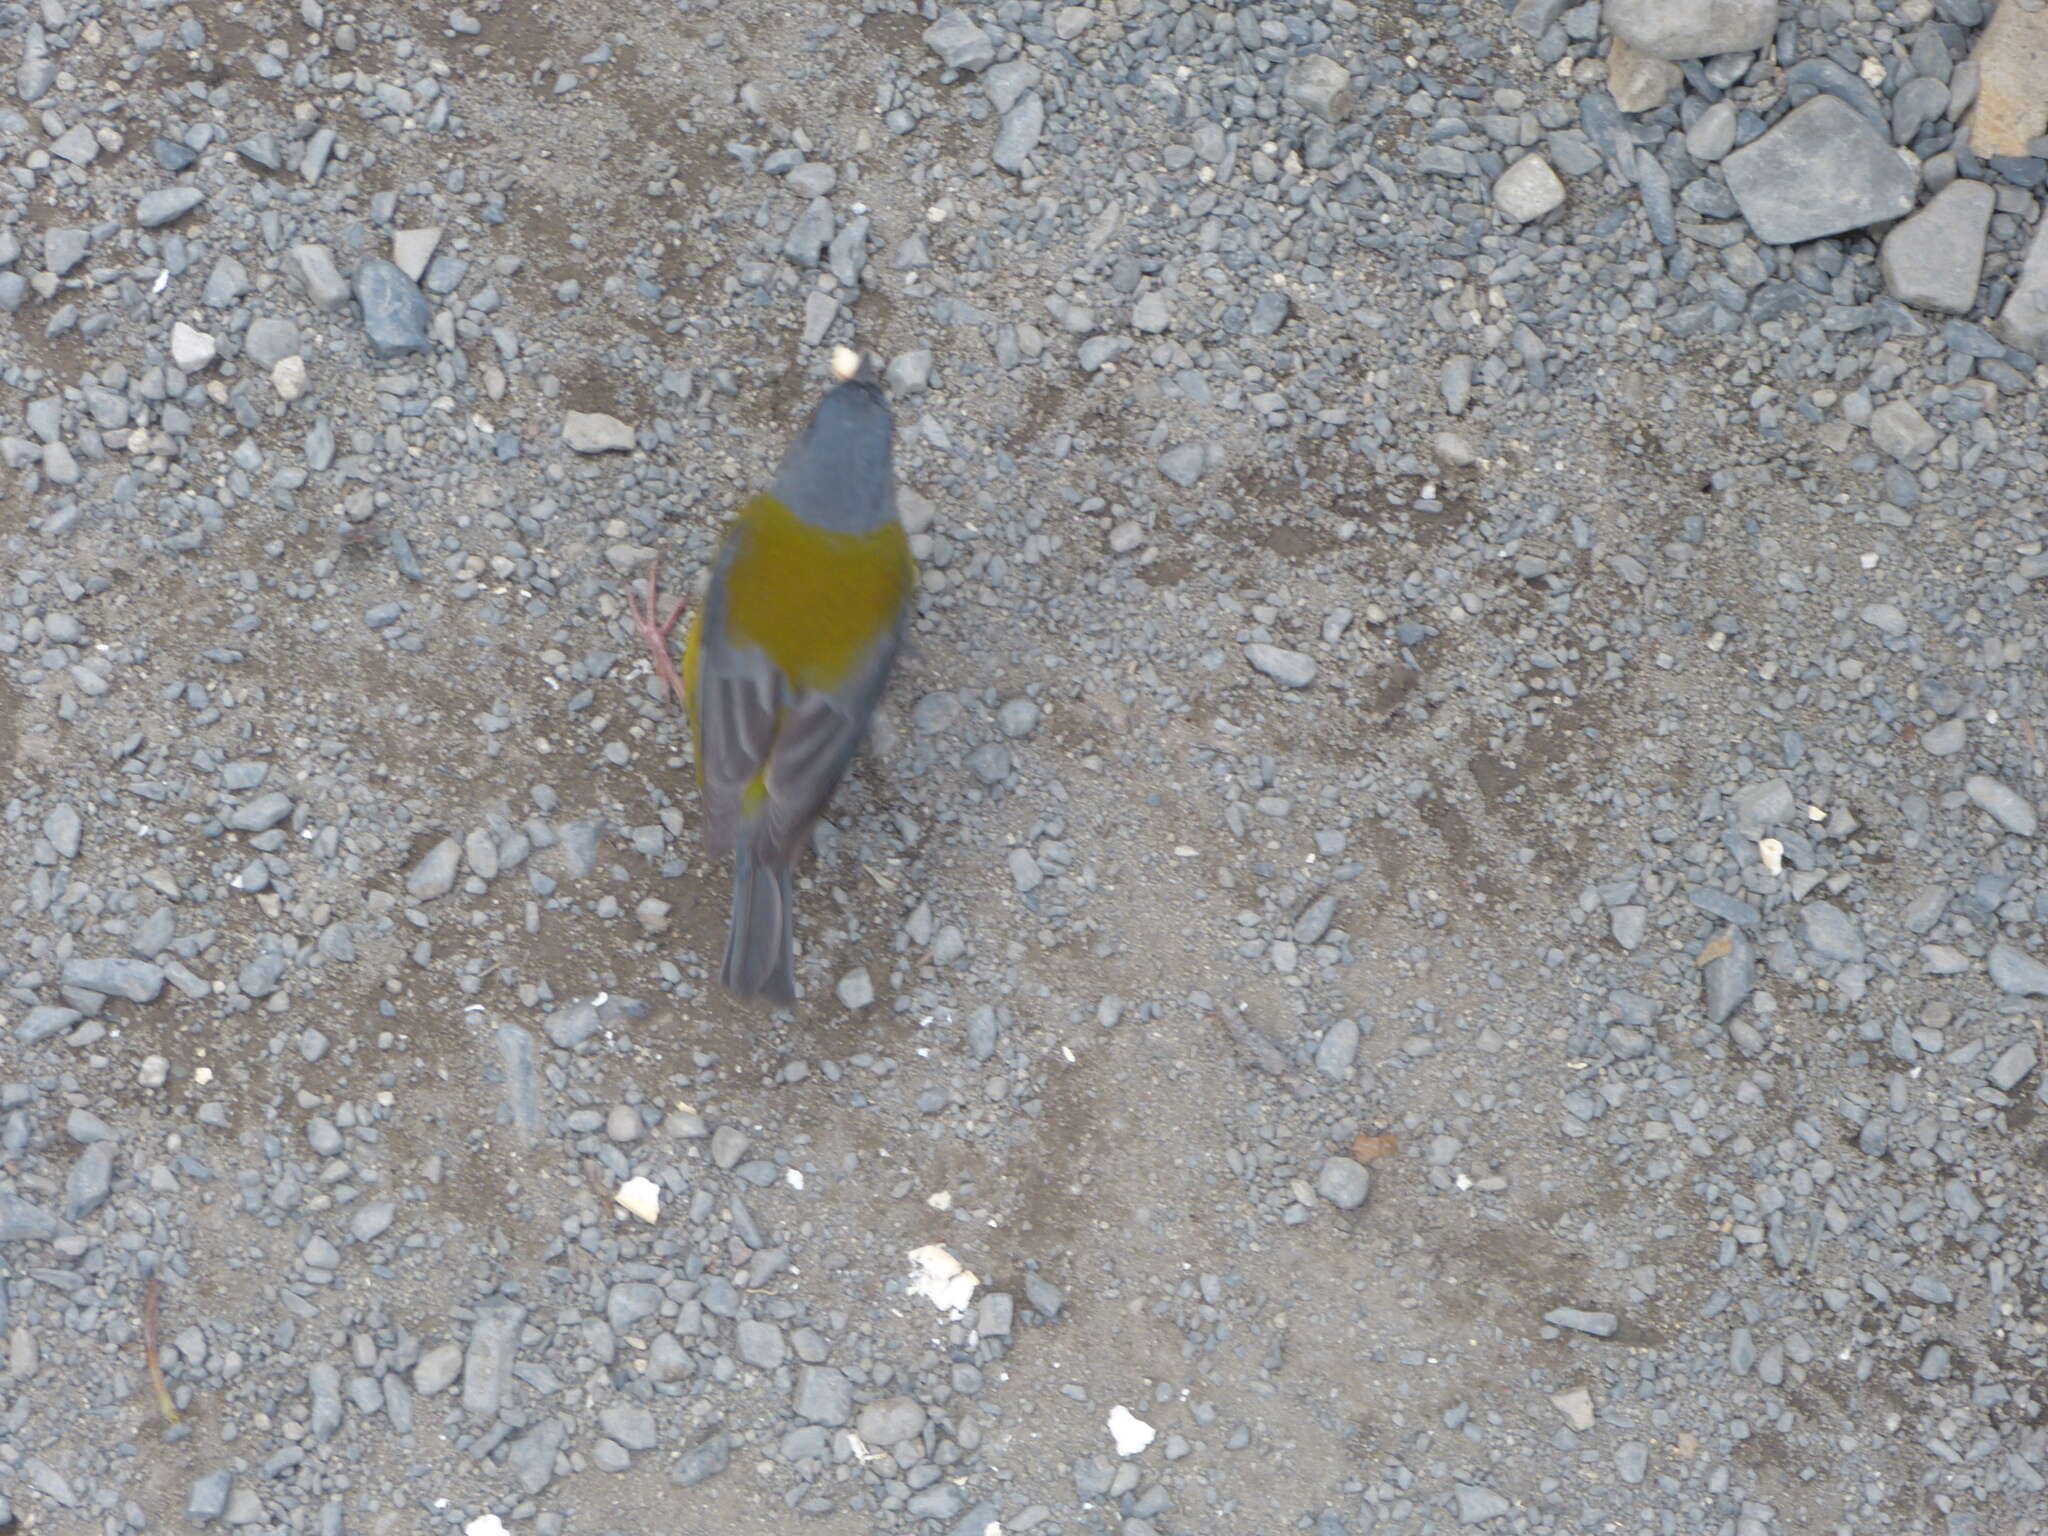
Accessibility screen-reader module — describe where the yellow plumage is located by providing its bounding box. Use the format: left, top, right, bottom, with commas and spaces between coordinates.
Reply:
686, 492, 913, 702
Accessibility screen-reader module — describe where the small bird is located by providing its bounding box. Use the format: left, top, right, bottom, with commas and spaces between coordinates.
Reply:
630, 348, 914, 1001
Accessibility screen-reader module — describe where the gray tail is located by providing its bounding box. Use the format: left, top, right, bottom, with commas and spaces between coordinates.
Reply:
722, 833, 796, 1002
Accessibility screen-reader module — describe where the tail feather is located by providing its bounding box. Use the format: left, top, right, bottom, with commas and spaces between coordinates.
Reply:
722, 832, 796, 1002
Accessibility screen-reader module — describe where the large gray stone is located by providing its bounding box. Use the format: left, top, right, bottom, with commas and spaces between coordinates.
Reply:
0, 1191, 61, 1242
1869, 400, 1938, 462
244, 317, 302, 369
923, 10, 994, 71
1965, 774, 2037, 836
793, 1365, 853, 1425
61, 957, 164, 1003
136, 188, 205, 228
1880, 180, 1992, 314
856, 1396, 928, 1447
1801, 901, 1866, 963
1315, 1157, 1371, 1209
563, 412, 634, 453
992, 93, 1044, 174
1701, 927, 1755, 1024
1605, 0, 1775, 61
669, 1431, 730, 1487
1723, 96, 1918, 245
1607, 35, 1681, 113
1283, 56, 1354, 121
1988, 943, 2048, 998
1493, 153, 1566, 222
1997, 213, 2048, 359
460, 1303, 525, 1415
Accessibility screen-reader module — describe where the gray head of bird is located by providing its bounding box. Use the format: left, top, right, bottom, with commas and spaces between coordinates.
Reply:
771, 360, 896, 532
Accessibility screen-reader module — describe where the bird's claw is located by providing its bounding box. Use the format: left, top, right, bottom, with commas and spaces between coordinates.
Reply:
628, 558, 690, 712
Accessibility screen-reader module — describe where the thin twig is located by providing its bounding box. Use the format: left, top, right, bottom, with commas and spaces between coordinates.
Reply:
143, 1273, 181, 1425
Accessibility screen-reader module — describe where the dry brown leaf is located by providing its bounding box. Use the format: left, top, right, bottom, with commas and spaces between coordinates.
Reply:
1351, 1132, 1400, 1165
143, 1274, 181, 1426
1694, 932, 1733, 969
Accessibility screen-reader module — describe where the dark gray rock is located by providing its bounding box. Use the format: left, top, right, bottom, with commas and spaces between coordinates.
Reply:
63, 1142, 114, 1220
669, 1431, 730, 1486
352, 259, 431, 357
794, 1365, 853, 1424
1701, 928, 1756, 1024
1723, 96, 1918, 245
460, 1304, 525, 1414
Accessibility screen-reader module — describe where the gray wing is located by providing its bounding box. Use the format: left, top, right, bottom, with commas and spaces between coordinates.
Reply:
694, 629, 785, 857
695, 594, 900, 862
751, 631, 901, 861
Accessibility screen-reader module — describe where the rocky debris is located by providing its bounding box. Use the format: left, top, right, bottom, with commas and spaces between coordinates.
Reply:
61, 957, 164, 1003
169, 321, 218, 371
992, 93, 1045, 175
391, 227, 443, 282
1701, 928, 1756, 1025
1988, 943, 2048, 997
1545, 1307, 1620, 1338
1314, 1157, 1371, 1209
1869, 399, 1939, 461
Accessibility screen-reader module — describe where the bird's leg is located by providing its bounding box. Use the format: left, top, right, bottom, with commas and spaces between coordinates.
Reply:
626, 558, 691, 712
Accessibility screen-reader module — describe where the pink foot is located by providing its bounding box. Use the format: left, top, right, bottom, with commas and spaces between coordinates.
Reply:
627, 558, 691, 712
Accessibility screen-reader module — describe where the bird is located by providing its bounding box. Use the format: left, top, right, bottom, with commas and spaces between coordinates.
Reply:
629, 347, 914, 1002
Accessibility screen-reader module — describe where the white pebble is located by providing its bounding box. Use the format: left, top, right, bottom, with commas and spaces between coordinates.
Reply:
271, 355, 309, 401
170, 321, 217, 371
614, 1176, 661, 1224
1107, 1404, 1156, 1456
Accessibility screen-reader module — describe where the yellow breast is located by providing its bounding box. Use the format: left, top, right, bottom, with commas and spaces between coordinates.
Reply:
716, 493, 913, 692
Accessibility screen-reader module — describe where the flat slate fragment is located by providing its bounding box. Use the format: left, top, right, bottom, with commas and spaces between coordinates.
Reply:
1545, 1306, 1619, 1337
1722, 96, 1918, 245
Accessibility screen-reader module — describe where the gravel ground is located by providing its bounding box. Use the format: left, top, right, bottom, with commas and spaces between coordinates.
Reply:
3, 0, 2047, 1533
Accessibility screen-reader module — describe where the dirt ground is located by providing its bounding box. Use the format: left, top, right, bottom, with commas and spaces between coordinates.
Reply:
3, 1, 2047, 1534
